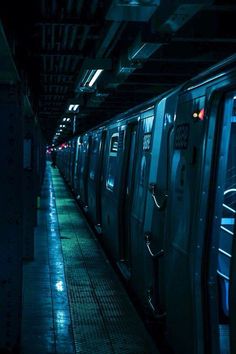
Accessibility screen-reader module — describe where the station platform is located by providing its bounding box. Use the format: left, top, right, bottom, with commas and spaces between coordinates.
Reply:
21, 163, 158, 354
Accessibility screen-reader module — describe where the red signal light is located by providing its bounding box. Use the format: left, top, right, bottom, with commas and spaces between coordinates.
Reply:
193, 108, 204, 121
198, 108, 204, 121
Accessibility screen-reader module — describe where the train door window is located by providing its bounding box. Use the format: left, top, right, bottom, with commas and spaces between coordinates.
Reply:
80, 138, 88, 173
125, 127, 137, 197
209, 92, 236, 354
121, 123, 138, 263
106, 132, 118, 191
89, 136, 99, 180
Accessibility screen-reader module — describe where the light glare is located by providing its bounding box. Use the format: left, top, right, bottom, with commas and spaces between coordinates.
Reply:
88, 69, 103, 87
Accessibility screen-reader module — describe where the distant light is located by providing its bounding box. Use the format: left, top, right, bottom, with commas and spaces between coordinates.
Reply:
88, 69, 103, 87
59, 129, 63, 132
63, 118, 67, 121
67, 118, 71, 122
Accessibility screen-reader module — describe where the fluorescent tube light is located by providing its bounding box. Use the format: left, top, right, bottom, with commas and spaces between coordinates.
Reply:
128, 42, 161, 61
68, 104, 79, 111
81, 69, 104, 88
88, 69, 103, 87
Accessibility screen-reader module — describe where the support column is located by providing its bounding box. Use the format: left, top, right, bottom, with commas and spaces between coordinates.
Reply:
22, 98, 36, 260
0, 84, 23, 352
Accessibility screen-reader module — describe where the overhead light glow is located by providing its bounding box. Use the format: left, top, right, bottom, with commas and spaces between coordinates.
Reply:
63, 118, 67, 121
68, 104, 79, 111
67, 118, 71, 122
88, 69, 103, 87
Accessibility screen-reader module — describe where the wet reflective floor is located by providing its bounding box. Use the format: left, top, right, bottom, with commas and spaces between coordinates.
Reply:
21, 163, 158, 354
21, 166, 75, 354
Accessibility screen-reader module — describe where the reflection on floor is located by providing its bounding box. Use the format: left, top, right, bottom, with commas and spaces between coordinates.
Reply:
21, 166, 75, 354
21, 163, 158, 354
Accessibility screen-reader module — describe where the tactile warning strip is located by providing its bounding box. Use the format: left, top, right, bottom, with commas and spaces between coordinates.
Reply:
51, 168, 158, 354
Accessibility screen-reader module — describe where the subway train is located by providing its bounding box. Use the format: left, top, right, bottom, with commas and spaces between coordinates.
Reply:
56, 54, 236, 354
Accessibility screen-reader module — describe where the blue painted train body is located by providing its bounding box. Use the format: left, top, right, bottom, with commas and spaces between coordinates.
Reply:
57, 55, 236, 354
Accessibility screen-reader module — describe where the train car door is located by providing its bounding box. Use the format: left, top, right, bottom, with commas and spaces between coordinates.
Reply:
87, 129, 106, 228
120, 122, 138, 270
163, 93, 207, 354
96, 130, 107, 227
79, 134, 91, 207
205, 92, 236, 354
73, 137, 81, 191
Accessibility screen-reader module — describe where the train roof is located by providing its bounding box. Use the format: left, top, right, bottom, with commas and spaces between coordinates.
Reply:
183, 53, 236, 92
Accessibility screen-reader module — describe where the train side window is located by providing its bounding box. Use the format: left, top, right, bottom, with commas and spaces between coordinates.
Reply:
106, 132, 119, 191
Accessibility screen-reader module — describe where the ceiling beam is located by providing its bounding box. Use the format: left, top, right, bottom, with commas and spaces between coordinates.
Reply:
35, 21, 99, 27
148, 57, 218, 63
132, 72, 190, 77
38, 52, 83, 57
205, 5, 236, 12
172, 37, 236, 44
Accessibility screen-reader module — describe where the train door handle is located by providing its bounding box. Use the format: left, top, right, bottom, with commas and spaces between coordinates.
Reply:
147, 289, 166, 319
148, 183, 168, 210
144, 233, 164, 258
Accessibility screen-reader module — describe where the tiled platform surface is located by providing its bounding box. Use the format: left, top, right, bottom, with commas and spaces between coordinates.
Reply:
21, 164, 75, 354
21, 163, 158, 354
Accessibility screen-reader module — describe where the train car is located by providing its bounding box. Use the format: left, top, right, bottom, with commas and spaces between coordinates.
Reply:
57, 54, 236, 354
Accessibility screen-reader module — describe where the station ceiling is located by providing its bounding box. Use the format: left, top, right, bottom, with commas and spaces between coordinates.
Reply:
1, 0, 236, 143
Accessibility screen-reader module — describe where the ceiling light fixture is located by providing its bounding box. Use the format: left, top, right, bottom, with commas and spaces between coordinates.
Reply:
68, 104, 79, 111
81, 69, 104, 88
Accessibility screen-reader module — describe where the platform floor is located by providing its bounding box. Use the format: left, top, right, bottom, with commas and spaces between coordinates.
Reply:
21, 163, 158, 354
